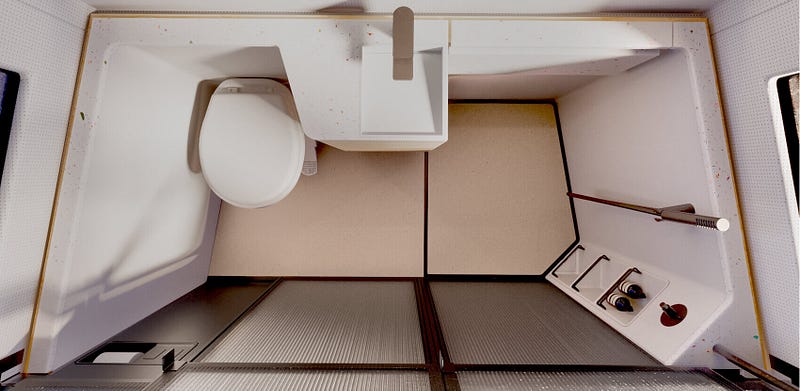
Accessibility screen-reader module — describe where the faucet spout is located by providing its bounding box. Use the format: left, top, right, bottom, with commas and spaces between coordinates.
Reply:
392, 6, 414, 80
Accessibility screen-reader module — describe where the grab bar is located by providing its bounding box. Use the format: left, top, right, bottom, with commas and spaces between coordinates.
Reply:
567, 192, 730, 232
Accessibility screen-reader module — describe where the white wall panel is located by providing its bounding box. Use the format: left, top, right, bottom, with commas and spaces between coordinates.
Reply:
708, 0, 800, 368
0, 0, 93, 369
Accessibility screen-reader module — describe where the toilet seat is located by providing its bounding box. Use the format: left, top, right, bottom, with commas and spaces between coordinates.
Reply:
199, 78, 305, 208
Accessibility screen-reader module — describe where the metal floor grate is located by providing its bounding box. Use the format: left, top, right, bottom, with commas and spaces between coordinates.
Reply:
11, 280, 750, 391
457, 370, 735, 390
9, 381, 147, 391
431, 282, 659, 366
200, 280, 425, 364
143, 366, 431, 391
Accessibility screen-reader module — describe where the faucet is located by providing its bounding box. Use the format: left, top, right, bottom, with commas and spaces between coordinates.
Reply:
393, 6, 414, 80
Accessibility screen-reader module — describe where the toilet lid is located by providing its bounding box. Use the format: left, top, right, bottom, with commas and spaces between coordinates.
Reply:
199, 79, 305, 208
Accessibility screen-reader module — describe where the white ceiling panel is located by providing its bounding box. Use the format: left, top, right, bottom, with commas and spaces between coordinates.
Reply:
81, 0, 718, 14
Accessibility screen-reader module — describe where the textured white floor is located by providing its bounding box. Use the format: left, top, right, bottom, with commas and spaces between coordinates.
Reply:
428, 103, 575, 274
209, 146, 424, 277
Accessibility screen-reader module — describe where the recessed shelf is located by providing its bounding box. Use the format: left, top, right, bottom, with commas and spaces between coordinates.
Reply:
552, 244, 670, 326
600, 267, 669, 326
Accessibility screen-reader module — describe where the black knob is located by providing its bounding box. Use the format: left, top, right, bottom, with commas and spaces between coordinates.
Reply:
660, 302, 684, 320
619, 280, 646, 299
607, 293, 633, 312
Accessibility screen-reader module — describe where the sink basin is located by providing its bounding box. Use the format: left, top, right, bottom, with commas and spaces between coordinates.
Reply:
360, 46, 447, 149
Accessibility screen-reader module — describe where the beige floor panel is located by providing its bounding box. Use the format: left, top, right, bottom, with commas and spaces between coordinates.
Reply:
428, 103, 575, 274
209, 146, 424, 277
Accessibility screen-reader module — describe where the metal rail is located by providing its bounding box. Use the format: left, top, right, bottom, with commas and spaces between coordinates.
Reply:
713, 345, 798, 391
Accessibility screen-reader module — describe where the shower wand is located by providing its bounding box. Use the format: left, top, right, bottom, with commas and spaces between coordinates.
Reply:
567, 192, 730, 232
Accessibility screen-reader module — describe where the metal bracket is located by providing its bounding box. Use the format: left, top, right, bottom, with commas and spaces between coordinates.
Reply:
571, 255, 610, 292
552, 244, 585, 278
161, 349, 186, 372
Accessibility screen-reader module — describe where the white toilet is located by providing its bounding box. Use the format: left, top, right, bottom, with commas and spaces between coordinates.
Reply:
199, 78, 305, 208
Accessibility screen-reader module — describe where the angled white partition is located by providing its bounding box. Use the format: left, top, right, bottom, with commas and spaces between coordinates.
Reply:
550, 22, 763, 369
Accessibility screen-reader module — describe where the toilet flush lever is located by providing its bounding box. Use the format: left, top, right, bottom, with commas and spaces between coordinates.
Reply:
392, 6, 414, 80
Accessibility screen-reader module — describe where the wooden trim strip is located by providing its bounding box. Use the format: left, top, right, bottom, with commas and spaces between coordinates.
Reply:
704, 20, 770, 369
23, 13, 96, 375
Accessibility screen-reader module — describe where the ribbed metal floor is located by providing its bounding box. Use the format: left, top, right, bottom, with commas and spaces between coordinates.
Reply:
200, 280, 425, 363
457, 370, 733, 390
143, 367, 431, 391
10, 381, 147, 391
431, 282, 658, 365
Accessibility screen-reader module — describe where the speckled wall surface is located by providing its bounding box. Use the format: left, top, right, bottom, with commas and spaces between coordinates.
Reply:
709, 0, 800, 368
0, 0, 93, 368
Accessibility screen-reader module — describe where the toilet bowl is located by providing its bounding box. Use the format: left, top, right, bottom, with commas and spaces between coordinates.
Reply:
199, 78, 305, 208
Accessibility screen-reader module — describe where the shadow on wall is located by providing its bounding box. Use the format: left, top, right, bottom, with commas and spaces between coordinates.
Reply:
29, 248, 203, 374
28, 215, 211, 374
186, 79, 222, 174
29, 180, 217, 373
